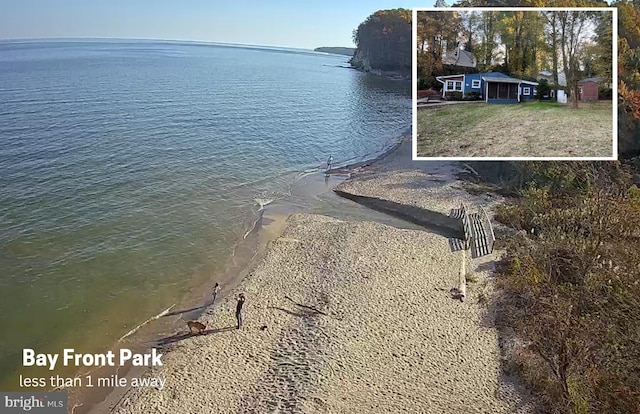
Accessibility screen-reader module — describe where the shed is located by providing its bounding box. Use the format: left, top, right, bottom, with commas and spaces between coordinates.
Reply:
578, 77, 601, 101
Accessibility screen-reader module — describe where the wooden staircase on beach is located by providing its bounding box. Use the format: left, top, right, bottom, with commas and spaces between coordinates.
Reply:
448, 203, 495, 258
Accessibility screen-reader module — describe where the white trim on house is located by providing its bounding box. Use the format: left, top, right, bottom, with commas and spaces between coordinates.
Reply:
472, 79, 481, 88
445, 80, 463, 92
523, 87, 531, 95
436, 75, 466, 98
518, 83, 521, 102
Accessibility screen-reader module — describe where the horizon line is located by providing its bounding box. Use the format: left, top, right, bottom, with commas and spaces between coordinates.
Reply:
0, 36, 356, 52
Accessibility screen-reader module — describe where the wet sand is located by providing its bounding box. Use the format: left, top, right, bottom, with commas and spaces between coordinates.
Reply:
103, 137, 532, 413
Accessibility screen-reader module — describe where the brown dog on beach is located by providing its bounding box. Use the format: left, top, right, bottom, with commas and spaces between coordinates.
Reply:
187, 320, 206, 334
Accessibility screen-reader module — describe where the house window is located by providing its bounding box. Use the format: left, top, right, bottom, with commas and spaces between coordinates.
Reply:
446, 80, 462, 91
472, 80, 481, 88
534, 88, 537, 96
523, 87, 530, 95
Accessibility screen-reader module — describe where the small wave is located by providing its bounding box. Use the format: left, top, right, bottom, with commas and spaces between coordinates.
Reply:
118, 304, 176, 343
243, 209, 265, 239
254, 198, 273, 211
296, 168, 322, 179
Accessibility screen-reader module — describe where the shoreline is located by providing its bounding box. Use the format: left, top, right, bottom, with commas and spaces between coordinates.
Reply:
68, 130, 411, 414
98, 133, 534, 413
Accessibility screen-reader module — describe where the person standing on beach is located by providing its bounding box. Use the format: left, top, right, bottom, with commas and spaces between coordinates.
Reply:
236, 293, 245, 329
326, 155, 333, 174
212, 282, 220, 305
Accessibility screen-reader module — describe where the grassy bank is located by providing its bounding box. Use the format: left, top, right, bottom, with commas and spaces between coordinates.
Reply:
416, 101, 613, 158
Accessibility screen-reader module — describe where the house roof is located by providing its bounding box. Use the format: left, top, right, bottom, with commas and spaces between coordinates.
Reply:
436, 72, 538, 85
480, 72, 511, 78
435, 74, 465, 82
538, 70, 567, 86
578, 77, 602, 84
482, 74, 539, 85
482, 76, 521, 84
443, 49, 477, 68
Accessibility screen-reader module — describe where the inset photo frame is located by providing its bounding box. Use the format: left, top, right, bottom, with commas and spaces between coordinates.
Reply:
412, 7, 617, 160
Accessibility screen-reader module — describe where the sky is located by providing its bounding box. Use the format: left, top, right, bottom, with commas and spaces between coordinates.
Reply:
0, 0, 426, 49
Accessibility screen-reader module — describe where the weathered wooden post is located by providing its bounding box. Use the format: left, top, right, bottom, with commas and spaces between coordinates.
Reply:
459, 247, 466, 302
459, 203, 473, 302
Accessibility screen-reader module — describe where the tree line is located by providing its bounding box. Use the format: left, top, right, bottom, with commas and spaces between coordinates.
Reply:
417, 9, 612, 109
352, 2, 638, 153
442, 0, 638, 154
350, 9, 411, 76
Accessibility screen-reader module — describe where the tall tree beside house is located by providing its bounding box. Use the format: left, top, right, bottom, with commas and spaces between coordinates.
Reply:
591, 11, 613, 85
543, 11, 561, 101
474, 11, 500, 71
416, 11, 463, 82
350, 9, 412, 76
494, 11, 546, 77
556, 10, 596, 109
460, 11, 479, 53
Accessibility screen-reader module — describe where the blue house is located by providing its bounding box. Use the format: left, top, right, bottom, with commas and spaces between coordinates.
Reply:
436, 72, 539, 103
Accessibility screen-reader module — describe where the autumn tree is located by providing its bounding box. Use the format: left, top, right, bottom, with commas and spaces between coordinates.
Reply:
616, 0, 640, 156
415, 11, 464, 84
351, 9, 412, 75
494, 11, 546, 77
474, 11, 500, 70
591, 11, 613, 84
555, 10, 596, 108
544, 11, 561, 101
492, 161, 640, 413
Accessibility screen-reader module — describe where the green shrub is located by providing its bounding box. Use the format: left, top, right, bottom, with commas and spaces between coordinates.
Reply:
464, 91, 481, 100
417, 78, 431, 90
445, 91, 463, 101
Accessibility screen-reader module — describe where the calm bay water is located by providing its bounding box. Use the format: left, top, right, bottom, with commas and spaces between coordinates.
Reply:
0, 39, 410, 388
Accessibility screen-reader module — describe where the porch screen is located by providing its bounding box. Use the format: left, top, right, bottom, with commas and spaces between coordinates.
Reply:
487, 82, 518, 100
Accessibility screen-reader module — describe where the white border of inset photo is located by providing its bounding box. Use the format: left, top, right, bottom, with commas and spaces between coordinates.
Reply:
412, 7, 618, 161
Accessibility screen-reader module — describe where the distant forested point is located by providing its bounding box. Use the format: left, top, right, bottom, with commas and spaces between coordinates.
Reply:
350, 8, 411, 79
314, 47, 355, 56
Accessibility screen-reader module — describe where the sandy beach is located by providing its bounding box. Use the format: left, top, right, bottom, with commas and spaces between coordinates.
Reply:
104, 137, 532, 414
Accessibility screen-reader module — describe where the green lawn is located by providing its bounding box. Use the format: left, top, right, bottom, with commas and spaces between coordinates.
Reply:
416, 100, 614, 158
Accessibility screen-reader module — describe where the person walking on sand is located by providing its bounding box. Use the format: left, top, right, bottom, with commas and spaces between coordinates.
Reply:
236, 293, 245, 329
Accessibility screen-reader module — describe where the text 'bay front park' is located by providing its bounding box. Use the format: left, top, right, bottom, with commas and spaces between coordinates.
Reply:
415, 8, 615, 159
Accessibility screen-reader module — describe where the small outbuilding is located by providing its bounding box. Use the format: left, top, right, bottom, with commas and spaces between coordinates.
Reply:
578, 77, 601, 101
